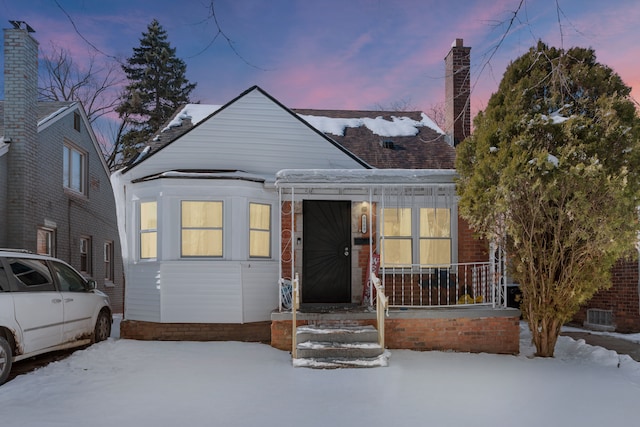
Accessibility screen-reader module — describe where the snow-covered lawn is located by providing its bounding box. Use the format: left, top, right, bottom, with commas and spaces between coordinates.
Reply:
1, 317, 639, 427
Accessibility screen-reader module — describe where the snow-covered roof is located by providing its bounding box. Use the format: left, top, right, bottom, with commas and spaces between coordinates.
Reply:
275, 168, 457, 187
133, 170, 267, 183
298, 112, 444, 137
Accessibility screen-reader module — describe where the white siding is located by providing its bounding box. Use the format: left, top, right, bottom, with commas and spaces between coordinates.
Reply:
127, 88, 366, 181
124, 262, 161, 322
241, 261, 279, 323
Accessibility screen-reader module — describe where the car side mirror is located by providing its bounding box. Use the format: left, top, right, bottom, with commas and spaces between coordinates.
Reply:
86, 279, 97, 290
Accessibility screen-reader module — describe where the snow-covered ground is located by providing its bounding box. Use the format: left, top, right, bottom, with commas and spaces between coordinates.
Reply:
1, 316, 639, 427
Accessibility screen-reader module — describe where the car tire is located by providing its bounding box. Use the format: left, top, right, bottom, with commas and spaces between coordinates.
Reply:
94, 311, 112, 343
0, 336, 12, 385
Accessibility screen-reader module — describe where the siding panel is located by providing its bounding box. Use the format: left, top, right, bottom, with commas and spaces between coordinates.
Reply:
160, 261, 243, 323
241, 261, 279, 323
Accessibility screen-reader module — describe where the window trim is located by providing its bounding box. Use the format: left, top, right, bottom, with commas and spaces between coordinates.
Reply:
380, 206, 453, 267
139, 200, 158, 260
37, 227, 56, 257
104, 241, 114, 282
180, 200, 224, 258
63, 141, 87, 195
249, 202, 272, 259
79, 236, 92, 275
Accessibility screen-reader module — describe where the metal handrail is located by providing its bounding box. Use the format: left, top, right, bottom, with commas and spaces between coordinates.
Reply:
371, 272, 388, 349
291, 273, 299, 358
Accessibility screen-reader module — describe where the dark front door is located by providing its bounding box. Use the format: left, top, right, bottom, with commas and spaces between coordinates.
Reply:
302, 200, 351, 304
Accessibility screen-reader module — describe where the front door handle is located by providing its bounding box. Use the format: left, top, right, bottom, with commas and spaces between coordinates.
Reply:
344, 247, 350, 257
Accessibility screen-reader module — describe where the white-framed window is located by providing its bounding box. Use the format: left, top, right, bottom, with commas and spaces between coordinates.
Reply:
381, 208, 413, 266
104, 241, 114, 281
381, 207, 452, 266
80, 236, 92, 275
37, 227, 56, 256
139, 201, 157, 259
63, 142, 86, 194
249, 202, 271, 258
181, 201, 223, 257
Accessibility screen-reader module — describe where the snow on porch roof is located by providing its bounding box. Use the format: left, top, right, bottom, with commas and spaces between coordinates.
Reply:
275, 169, 457, 188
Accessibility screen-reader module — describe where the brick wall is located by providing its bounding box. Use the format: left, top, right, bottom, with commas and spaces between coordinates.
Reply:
573, 257, 640, 333
458, 216, 488, 264
121, 320, 271, 342
272, 314, 520, 355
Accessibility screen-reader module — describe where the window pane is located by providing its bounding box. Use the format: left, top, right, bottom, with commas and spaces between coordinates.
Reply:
8, 258, 54, 290
383, 208, 412, 237
250, 203, 270, 258
382, 239, 412, 266
140, 232, 157, 259
420, 208, 450, 238
182, 201, 222, 228
52, 261, 87, 292
420, 239, 451, 265
140, 201, 157, 230
63, 146, 70, 188
250, 230, 270, 257
71, 150, 82, 191
37, 228, 54, 256
182, 229, 222, 256
249, 203, 270, 230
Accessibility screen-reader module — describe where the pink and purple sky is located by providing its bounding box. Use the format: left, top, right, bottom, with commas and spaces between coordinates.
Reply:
1, 0, 639, 120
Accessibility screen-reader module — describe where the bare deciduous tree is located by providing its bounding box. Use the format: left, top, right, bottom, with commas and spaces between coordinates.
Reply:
39, 43, 123, 124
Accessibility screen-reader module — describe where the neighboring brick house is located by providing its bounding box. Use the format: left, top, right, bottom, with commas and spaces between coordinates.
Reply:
0, 23, 124, 312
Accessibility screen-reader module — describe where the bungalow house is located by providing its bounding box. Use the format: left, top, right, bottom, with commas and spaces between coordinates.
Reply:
114, 39, 521, 362
1, 23, 124, 311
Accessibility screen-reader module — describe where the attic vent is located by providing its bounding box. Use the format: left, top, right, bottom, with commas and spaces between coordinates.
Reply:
585, 309, 615, 331
380, 139, 395, 149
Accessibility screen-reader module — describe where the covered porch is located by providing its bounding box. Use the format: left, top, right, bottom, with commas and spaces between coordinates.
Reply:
270, 169, 520, 360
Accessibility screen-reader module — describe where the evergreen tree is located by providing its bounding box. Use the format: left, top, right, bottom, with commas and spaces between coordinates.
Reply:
456, 42, 640, 357
116, 19, 196, 165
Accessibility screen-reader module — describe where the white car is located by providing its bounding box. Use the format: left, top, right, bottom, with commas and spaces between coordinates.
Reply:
0, 249, 112, 385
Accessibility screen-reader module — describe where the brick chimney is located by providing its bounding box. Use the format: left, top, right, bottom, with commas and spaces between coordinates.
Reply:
444, 38, 471, 147
4, 21, 39, 248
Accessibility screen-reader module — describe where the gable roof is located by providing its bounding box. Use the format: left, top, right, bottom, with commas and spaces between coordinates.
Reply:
0, 100, 111, 175
123, 85, 456, 174
123, 85, 370, 172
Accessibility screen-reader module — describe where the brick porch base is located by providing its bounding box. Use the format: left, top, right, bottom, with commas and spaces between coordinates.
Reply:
120, 320, 271, 342
271, 308, 520, 355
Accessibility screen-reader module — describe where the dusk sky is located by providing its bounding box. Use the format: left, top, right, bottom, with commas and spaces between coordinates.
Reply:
1, 0, 639, 121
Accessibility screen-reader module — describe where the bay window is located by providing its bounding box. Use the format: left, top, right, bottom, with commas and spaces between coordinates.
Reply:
249, 203, 271, 258
181, 201, 223, 257
140, 201, 157, 259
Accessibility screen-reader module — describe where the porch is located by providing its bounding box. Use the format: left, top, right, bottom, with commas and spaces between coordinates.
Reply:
271, 169, 520, 362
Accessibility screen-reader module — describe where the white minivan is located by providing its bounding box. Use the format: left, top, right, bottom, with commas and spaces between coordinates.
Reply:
0, 249, 112, 385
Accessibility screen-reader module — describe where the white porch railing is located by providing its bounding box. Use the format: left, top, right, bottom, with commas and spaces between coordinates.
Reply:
378, 262, 499, 308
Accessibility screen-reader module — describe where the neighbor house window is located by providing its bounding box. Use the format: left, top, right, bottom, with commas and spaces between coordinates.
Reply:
249, 203, 271, 258
104, 241, 114, 281
181, 201, 223, 257
140, 201, 157, 259
381, 208, 412, 266
80, 236, 92, 275
73, 111, 81, 132
37, 227, 55, 256
419, 208, 451, 265
63, 143, 86, 194
381, 207, 452, 266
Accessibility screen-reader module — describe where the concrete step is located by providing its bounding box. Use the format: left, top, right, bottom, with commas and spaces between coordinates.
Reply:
296, 325, 379, 344
294, 324, 388, 368
296, 340, 384, 359
293, 351, 390, 369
